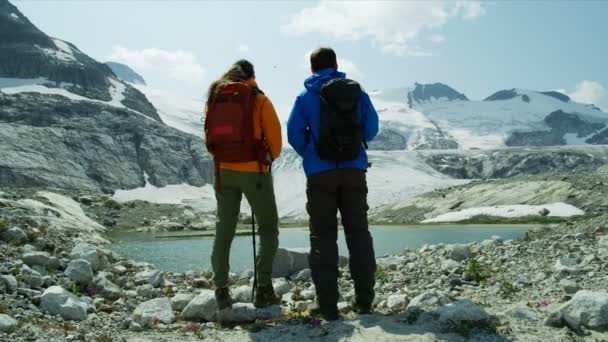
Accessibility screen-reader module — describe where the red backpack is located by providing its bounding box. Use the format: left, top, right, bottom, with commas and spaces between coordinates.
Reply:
204, 82, 269, 188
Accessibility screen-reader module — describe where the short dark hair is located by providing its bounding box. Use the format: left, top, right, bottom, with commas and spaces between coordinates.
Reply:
310, 47, 337, 72
234, 59, 255, 79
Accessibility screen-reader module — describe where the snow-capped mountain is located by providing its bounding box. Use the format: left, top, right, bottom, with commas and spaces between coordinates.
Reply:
372, 83, 608, 150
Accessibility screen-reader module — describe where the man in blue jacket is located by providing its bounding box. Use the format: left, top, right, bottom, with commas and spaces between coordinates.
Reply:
287, 47, 379, 320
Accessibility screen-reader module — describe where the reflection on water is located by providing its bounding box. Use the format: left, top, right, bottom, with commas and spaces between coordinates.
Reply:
108, 225, 532, 273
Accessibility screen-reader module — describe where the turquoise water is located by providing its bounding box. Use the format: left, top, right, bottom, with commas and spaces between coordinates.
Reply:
108, 225, 531, 273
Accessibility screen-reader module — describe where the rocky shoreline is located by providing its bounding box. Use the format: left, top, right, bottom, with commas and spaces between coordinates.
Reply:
1, 190, 607, 341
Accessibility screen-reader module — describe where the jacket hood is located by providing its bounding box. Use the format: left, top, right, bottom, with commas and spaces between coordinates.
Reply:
304, 68, 346, 93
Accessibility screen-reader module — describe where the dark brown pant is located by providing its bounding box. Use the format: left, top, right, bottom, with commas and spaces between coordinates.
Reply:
306, 168, 376, 312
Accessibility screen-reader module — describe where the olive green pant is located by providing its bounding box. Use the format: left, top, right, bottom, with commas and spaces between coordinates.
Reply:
211, 169, 279, 288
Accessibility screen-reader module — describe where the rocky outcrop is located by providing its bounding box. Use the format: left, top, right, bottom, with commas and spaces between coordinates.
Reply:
424, 147, 608, 179
506, 129, 565, 146
367, 129, 407, 150
407, 82, 468, 107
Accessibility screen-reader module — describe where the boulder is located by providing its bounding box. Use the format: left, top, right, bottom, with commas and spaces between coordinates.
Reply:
21, 251, 51, 268
94, 276, 121, 300
0, 314, 17, 333
65, 259, 94, 285
69, 243, 100, 271
181, 290, 217, 322
545, 290, 608, 331
0, 275, 17, 294
445, 244, 471, 261
555, 257, 579, 278
20, 265, 43, 289
436, 299, 491, 328
232, 285, 253, 303
0, 227, 28, 244
292, 268, 312, 282
272, 248, 310, 278
133, 298, 175, 328
41, 286, 89, 321
136, 284, 159, 299
599, 235, 608, 248
135, 269, 162, 288
407, 290, 452, 312
272, 278, 291, 297
170, 293, 195, 311
440, 259, 461, 274
386, 294, 409, 312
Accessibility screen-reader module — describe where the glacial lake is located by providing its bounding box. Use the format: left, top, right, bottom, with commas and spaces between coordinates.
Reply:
107, 225, 533, 273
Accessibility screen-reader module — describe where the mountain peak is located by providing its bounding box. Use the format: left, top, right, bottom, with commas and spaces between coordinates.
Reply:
407, 82, 468, 107
106, 62, 147, 85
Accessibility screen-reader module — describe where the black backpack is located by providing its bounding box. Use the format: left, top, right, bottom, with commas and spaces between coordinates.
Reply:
316, 78, 366, 162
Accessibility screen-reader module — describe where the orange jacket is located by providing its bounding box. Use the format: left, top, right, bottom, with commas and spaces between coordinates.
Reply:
206, 79, 282, 173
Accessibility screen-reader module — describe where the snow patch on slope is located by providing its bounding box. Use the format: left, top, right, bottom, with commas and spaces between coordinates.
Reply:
422, 203, 584, 223
134, 85, 203, 136
9, 13, 19, 20
40, 39, 77, 63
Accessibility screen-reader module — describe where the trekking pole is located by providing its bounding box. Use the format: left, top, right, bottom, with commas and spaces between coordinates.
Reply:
251, 207, 257, 302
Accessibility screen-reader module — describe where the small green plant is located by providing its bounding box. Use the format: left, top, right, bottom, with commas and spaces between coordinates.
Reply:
0, 303, 10, 314
498, 281, 521, 299
95, 335, 112, 342
70, 283, 83, 297
464, 257, 491, 285
444, 318, 498, 337
375, 264, 389, 283
0, 218, 8, 232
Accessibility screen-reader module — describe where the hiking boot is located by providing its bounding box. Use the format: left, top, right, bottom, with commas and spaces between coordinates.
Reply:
215, 287, 233, 310
254, 284, 281, 308
309, 302, 340, 321
352, 300, 372, 315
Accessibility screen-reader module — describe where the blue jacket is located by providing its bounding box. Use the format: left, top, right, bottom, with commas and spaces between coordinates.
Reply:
287, 68, 379, 176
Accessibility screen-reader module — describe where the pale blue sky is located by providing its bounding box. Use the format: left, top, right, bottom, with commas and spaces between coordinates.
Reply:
13, 1, 608, 115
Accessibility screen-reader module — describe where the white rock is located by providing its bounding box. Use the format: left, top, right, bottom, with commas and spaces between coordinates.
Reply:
300, 288, 316, 301
386, 294, 409, 312
94, 276, 121, 299
20, 265, 43, 289
407, 290, 452, 312
445, 244, 471, 262
112, 265, 127, 275
170, 293, 195, 311
555, 257, 579, 275
440, 259, 461, 274
22, 251, 51, 267
133, 297, 175, 328
0, 314, 17, 333
272, 278, 291, 297
545, 290, 608, 331
135, 269, 162, 288
65, 259, 94, 285
136, 284, 158, 299
292, 268, 312, 282
232, 285, 253, 303
69, 243, 100, 271
599, 235, 608, 248
0, 275, 18, 294
41, 286, 89, 321
181, 290, 217, 322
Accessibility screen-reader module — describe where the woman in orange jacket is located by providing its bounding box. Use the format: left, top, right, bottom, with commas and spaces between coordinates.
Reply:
204, 60, 282, 309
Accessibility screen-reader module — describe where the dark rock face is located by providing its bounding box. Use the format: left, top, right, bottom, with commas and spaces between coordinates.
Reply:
544, 110, 604, 137
506, 130, 565, 147
407, 82, 468, 107
106, 62, 146, 85
368, 129, 407, 150
425, 149, 607, 179
506, 110, 607, 147
587, 128, 608, 144
539, 91, 571, 103
484, 89, 519, 101
0, 92, 213, 192
0, 1, 160, 122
